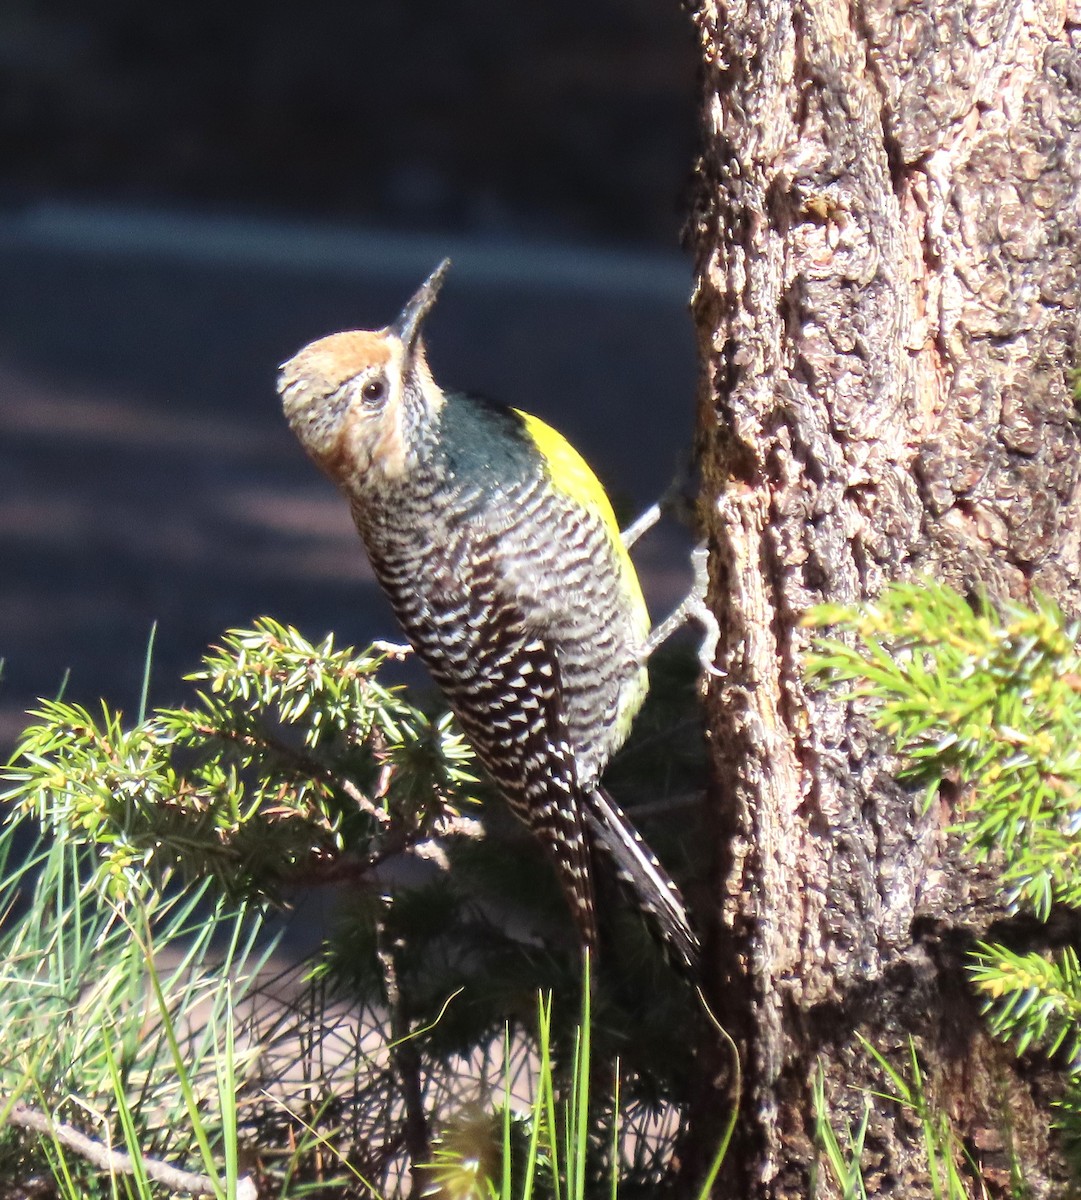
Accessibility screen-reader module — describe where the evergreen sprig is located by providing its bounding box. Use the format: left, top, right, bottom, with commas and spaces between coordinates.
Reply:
809, 582, 1081, 918
968, 943, 1081, 1066
2, 618, 477, 900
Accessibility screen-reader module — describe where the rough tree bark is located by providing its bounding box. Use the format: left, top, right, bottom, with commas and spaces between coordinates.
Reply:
683, 0, 1081, 1195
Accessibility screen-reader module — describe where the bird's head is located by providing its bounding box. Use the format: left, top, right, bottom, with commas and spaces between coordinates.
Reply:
278, 258, 450, 490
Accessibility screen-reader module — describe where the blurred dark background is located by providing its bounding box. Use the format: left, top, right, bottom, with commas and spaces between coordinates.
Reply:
1, 0, 698, 243
0, 0, 702, 750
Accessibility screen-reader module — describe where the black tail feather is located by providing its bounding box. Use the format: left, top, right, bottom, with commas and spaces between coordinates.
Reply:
584, 785, 701, 979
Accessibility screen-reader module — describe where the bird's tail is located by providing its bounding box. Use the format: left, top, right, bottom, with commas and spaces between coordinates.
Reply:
584, 785, 701, 978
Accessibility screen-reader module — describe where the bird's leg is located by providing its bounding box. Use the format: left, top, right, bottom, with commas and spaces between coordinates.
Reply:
642, 543, 721, 676
620, 502, 662, 550
621, 482, 721, 677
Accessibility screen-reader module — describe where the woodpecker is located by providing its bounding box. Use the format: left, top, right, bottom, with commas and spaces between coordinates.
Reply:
278, 260, 700, 976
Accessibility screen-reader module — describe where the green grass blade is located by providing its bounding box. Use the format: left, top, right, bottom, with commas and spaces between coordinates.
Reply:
501, 1027, 513, 1200
571, 955, 591, 1200
137, 621, 158, 725
103, 1022, 153, 1196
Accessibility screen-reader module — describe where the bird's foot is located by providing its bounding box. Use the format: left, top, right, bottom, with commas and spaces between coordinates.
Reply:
643, 543, 722, 677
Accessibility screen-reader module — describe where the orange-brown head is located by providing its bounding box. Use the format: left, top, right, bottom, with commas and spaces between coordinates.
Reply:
278, 259, 450, 493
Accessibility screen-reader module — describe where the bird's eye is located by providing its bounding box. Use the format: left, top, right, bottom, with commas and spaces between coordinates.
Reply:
362, 377, 387, 405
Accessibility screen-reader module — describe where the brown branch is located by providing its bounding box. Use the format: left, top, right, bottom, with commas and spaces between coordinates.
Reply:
7, 1103, 257, 1199
374, 915, 430, 1200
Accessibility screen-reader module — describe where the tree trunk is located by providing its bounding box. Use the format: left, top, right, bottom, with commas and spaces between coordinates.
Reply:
684, 0, 1081, 1195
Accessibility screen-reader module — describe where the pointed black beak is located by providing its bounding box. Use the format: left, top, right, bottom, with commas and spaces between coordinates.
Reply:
392, 258, 451, 353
